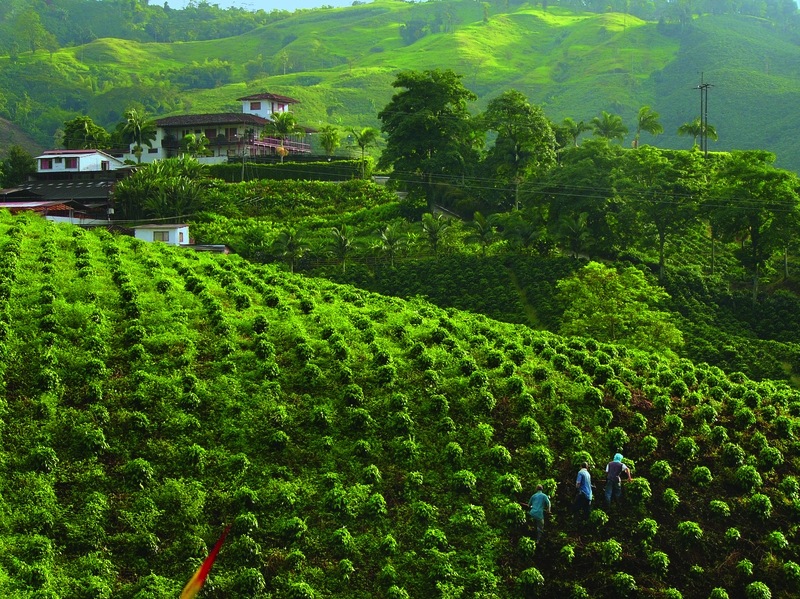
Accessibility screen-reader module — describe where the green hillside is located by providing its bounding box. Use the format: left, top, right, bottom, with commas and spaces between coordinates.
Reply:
4, 1, 800, 170
0, 210, 799, 597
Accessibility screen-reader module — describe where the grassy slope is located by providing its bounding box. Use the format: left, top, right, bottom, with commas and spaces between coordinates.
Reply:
1, 212, 799, 598
5, 1, 800, 169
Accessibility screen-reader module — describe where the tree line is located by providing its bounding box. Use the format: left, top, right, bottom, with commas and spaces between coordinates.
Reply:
372, 69, 799, 302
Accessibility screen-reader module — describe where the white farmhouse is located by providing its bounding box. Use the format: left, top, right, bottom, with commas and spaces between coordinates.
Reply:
133, 224, 190, 246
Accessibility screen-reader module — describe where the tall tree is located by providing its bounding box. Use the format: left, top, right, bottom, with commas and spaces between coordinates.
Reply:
612, 146, 701, 279
63, 116, 110, 149
263, 112, 303, 163
557, 261, 684, 354
634, 105, 663, 148
561, 117, 592, 147
378, 69, 482, 208
375, 222, 407, 268
317, 125, 341, 156
121, 107, 157, 164
180, 133, 212, 158
591, 111, 628, 143
481, 89, 556, 210
349, 127, 380, 179
0, 145, 36, 187
677, 117, 718, 148
465, 211, 496, 256
330, 224, 356, 273
714, 150, 800, 303
420, 212, 450, 258
538, 138, 625, 256
273, 228, 309, 274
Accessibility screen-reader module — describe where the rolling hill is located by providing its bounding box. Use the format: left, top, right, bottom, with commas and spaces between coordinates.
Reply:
3, 1, 800, 170
0, 205, 798, 597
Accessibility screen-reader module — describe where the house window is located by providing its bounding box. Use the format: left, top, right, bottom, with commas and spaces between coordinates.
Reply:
65, 157, 78, 169
153, 230, 170, 242
226, 127, 238, 141
250, 101, 261, 110
101, 161, 109, 171
148, 148, 158, 154
277, 103, 286, 112
205, 128, 216, 140
179, 231, 185, 244
40, 159, 53, 170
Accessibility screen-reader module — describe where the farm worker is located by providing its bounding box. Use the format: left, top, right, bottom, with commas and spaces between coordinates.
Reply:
604, 453, 632, 506
525, 484, 551, 542
573, 462, 592, 519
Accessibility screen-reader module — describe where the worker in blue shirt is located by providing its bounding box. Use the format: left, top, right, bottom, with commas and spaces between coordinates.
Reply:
573, 462, 592, 519
525, 484, 552, 542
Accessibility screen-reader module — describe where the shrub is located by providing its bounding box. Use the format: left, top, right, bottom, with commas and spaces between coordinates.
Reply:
649, 550, 670, 578
663, 488, 680, 511
709, 589, 730, 599
709, 500, 730, 518
758, 446, 784, 471
735, 465, 763, 492
748, 493, 773, 520
675, 437, 700, 461
606, 427, 629, 451
517, 567, 544, 590
664, 414, 684, 436
722, 443, 746, 467
745, 581, 771, 599
783, 561, 800, 589
639, 435, 658, 455
498, 473, 522, 494
625, 478, 652, 505
610, 572, 636, 596
453, 470, 477, 492
387, 586, 409, 599
488, 444, 512, 468
592, 539, 622, 564
765, 530, 788, 552
779, 476, 799, 499
589, 509, 608, 528
725, 527, 742, 543
636, 518, 659, 544
691, 466, 713, 486
677, 521, 703, 544
650, 460, 673, 482
737, 558, 754, 577
560, 544, 575, 564
518, 536, 536, 558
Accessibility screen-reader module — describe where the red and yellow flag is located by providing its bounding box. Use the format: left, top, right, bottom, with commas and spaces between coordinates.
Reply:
180, 525, 231, 599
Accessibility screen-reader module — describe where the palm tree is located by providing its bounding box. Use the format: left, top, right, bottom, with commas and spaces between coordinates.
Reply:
634, 105, 663, 148
349, 126, 380, 178
561, 117, 591, 147
121, 107, 157, 163
556, 212, 590, 258
318, 125, 341, 156
465, 211, 496, 256
677, 117, 718, 147
330, 225, 356, 273
263, 112, 303, 162
421, 212, 450, 258
273, 228, 309, 273
180, 133, 212, 158
376, 223, 406, 268
591, 111, 628, 143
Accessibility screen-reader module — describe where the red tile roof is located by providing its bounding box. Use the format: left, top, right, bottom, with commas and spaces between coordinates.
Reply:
155, 113, 269, 127
237, 92, 300, 104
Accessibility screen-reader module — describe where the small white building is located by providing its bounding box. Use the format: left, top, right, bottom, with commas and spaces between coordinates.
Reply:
35, 150, 127, 174
134, 224, 190, 246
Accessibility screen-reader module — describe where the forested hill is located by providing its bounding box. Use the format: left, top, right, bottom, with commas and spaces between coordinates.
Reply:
4, 0, 800, 170
2, 211, 800, 598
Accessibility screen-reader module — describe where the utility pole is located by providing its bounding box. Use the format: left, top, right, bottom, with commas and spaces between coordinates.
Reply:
695, 73, 713, 156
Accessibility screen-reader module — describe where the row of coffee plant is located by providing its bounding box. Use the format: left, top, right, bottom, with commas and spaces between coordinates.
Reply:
0, 212, 798, 597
